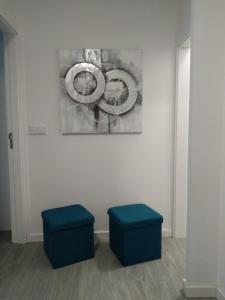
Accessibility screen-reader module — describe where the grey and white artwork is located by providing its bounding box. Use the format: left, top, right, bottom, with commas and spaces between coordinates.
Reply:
59, 48, 142, 134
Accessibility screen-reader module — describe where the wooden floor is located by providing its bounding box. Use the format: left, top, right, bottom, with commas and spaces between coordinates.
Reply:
0, 232, 215, 300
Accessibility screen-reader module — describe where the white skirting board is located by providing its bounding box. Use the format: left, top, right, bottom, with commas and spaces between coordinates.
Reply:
182, 278, 225, 299
28, 228, 172, 242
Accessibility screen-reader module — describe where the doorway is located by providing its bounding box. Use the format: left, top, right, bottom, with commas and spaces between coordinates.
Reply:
0, 15, 29, 243
0, 31, 11, 235
173, 38, 190, 238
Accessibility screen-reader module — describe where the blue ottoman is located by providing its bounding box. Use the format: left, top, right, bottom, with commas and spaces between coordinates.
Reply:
108, 204, 163, 266
41, 204, 95, 269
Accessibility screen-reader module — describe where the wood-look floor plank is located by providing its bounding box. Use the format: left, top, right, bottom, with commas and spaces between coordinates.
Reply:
0, 232, 217, 300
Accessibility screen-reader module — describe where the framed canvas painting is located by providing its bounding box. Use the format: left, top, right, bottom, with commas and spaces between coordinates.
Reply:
59, 48, 143, 134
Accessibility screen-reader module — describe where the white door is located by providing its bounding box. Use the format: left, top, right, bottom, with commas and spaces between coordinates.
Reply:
0, 31, 11, 232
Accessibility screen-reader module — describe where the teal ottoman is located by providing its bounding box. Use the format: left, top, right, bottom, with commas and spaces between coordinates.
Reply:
42, 204, 95, 269
108, 204, 163, 266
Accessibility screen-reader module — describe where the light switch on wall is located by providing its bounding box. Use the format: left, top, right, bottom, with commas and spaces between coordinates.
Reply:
28, 125, 48, 135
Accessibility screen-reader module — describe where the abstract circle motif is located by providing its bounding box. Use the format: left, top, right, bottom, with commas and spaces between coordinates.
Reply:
65, 63, 138, 115
65, 63, 105, 104
73, 71, 97, 96
98, 69, 138, 115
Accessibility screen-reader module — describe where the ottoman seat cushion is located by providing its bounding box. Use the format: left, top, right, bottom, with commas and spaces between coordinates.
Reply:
42, 204, 94, 232
108, 203, 163, 229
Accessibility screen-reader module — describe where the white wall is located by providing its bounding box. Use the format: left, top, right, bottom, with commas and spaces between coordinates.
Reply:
218, 147, 225, 297
0, 31, 10, 230
174, 45, 190, 238
218, 23, 225, 297
4, 0, 179, 238
177, 0, 191, 46
0, 1, 17, 31
185, 0, 225, 296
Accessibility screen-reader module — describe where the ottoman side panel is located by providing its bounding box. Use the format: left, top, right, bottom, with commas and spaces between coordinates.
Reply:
109, 218, 124, 261
124, 223, 162, 265
51, 223, 94, 268
43, 220, 53, 259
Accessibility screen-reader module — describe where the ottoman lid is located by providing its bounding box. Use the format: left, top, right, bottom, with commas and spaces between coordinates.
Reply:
41, 204, 95, 232
108, 204, 163, 229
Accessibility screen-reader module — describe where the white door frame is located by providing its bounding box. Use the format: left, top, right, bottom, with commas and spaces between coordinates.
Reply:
173, 37, 191, 238
0, 14, 29, 243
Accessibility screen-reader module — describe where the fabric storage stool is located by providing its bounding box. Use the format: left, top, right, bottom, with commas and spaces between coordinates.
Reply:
41, 204, 95, 269
108, 204, 163, 266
